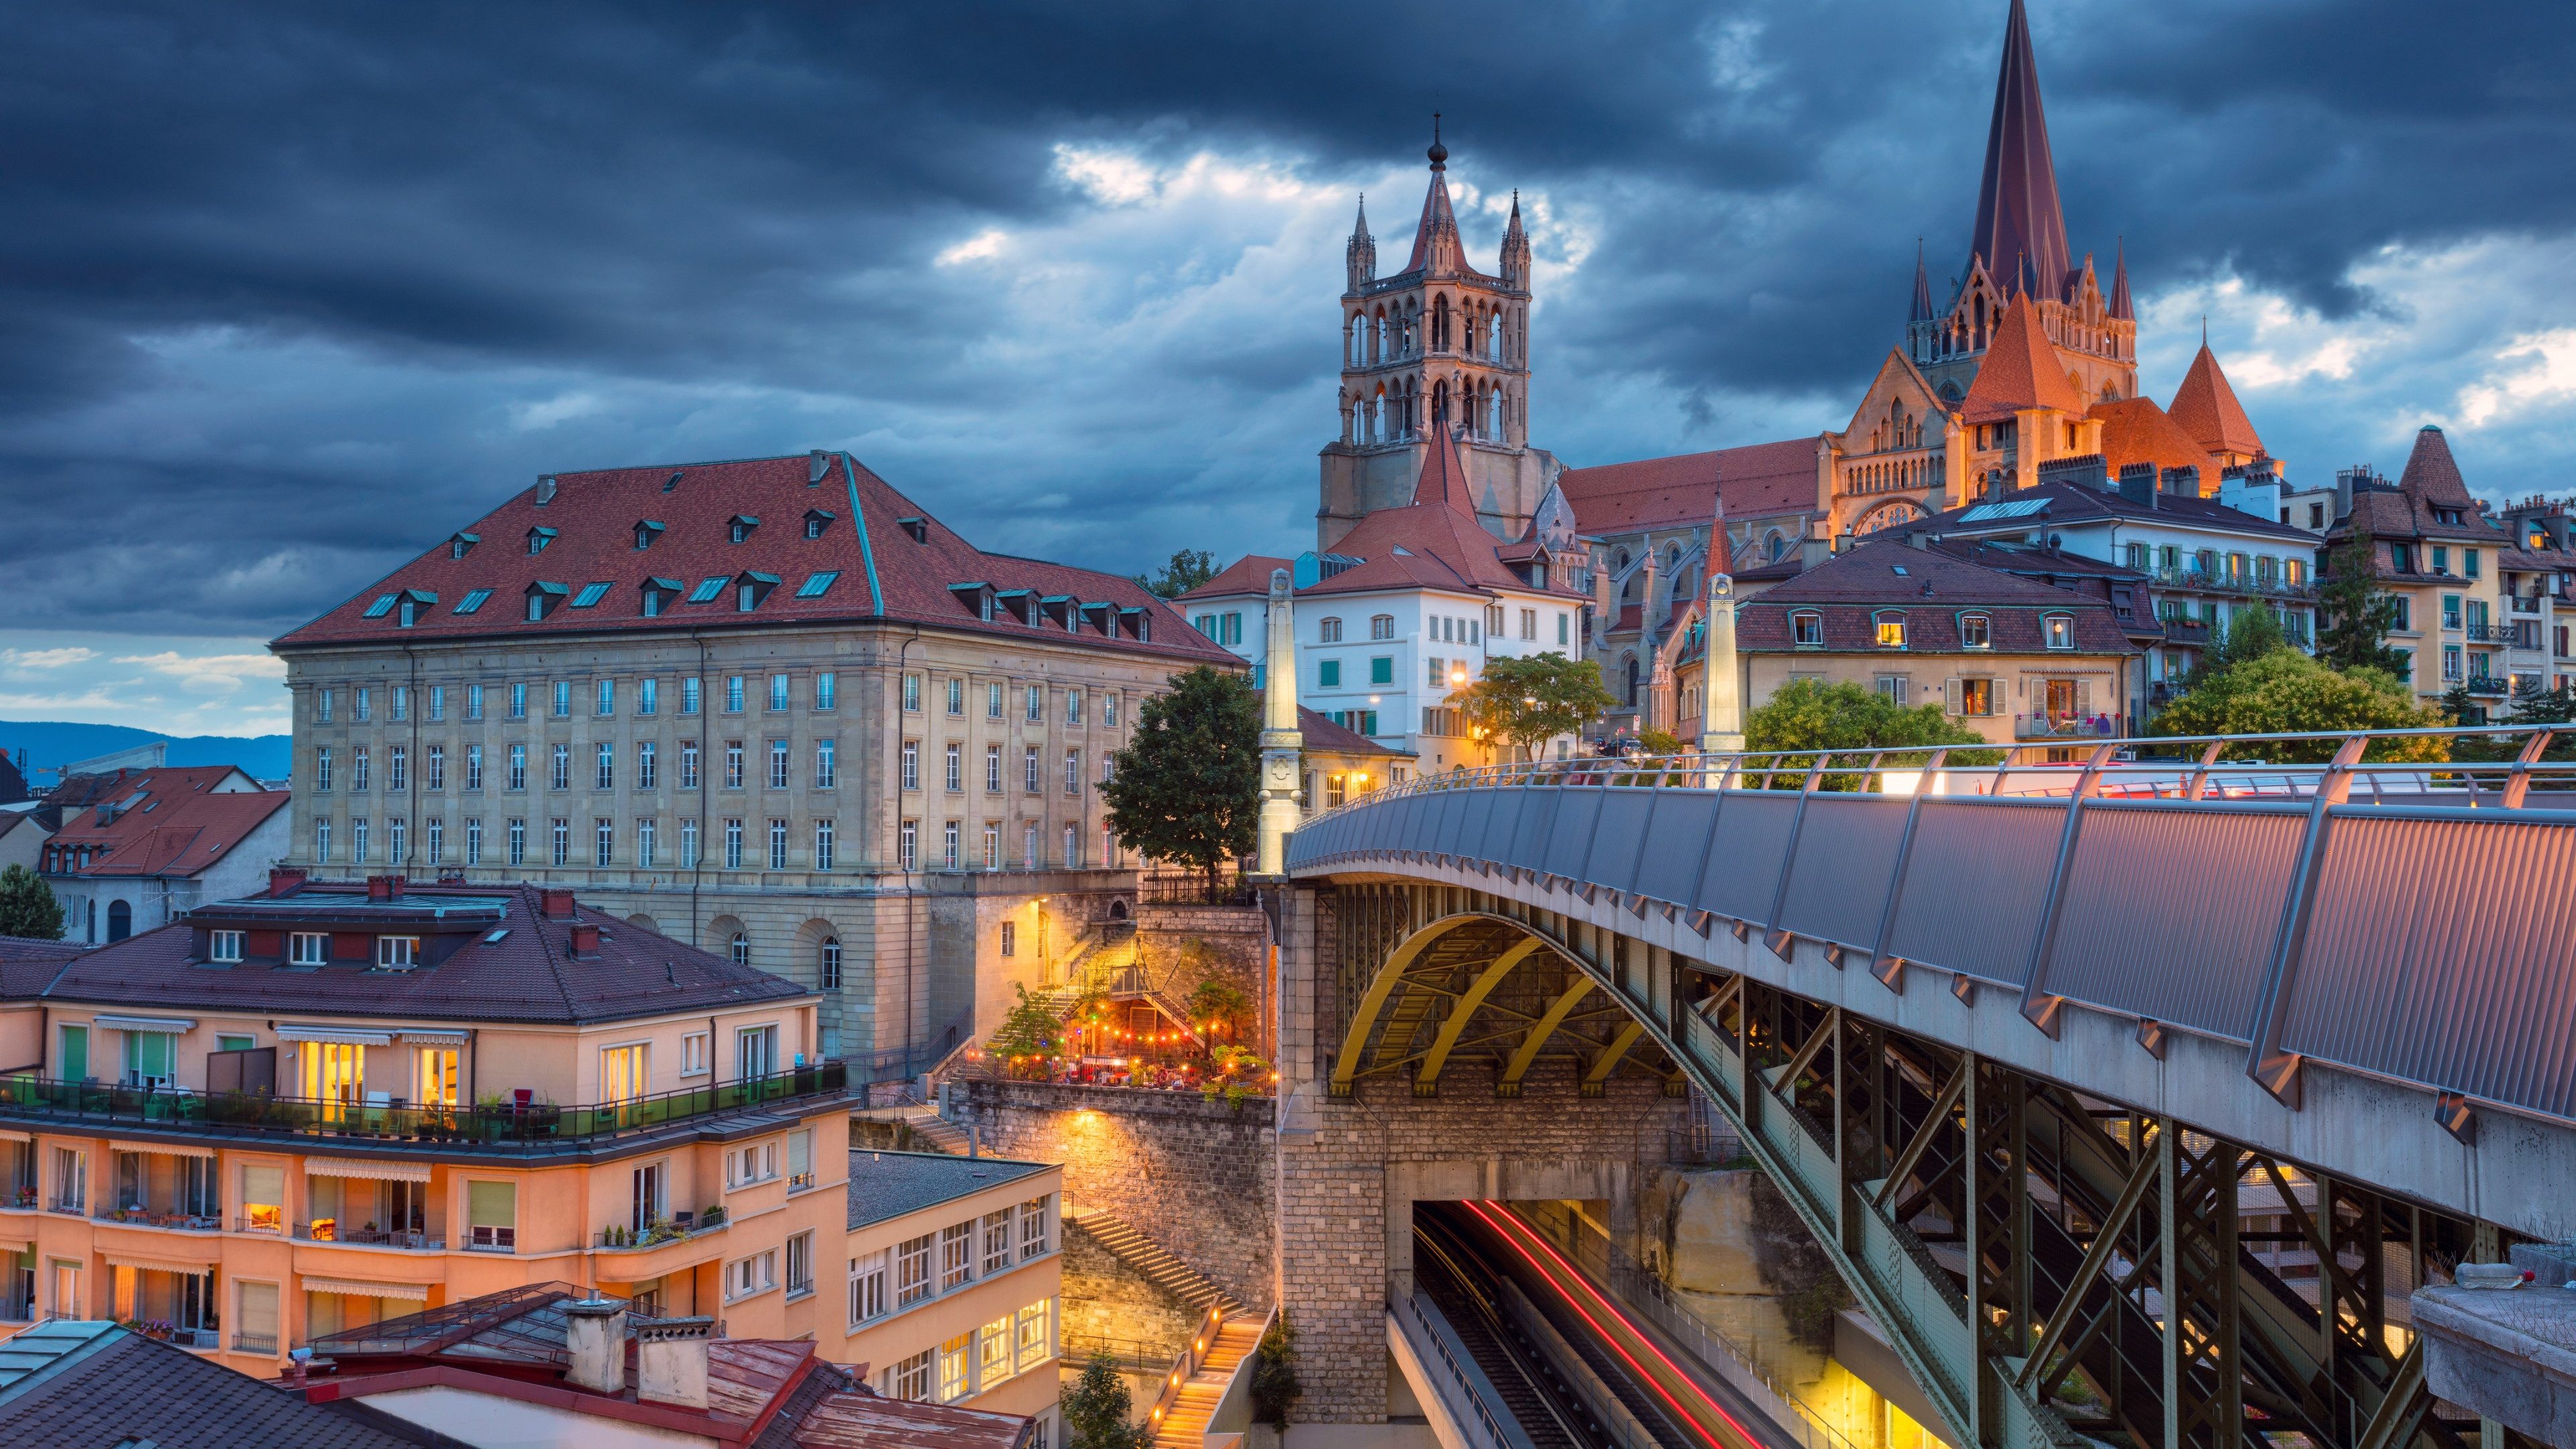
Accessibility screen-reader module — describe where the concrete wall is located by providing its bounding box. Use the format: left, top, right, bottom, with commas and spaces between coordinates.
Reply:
956, 1077, 1278, 1314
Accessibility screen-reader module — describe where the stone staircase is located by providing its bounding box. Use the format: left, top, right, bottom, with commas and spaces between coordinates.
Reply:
1065, 1208, 1243, 1318
1150, 1317, 1262, 1448
1026, 924, 1142, 1021
853, 1104, 970, 1155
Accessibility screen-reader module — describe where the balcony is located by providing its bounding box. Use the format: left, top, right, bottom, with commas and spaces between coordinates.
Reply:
2015, 714, 2121, 741
293, 1220, 443, 1251
2511, 595, 2544, 614
2465, 675, 2509, 696
595, 1208, 727, 1254
2465, 622, 2539, 647
0, 1062, 847, 1159
2149, 564, 2314, 600
2159, 619, 2212, 645
95, 1205, 223, 1233
231, 1332, 279, 1356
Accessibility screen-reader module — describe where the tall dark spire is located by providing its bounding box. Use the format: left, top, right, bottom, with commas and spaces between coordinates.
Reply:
1966, 0, 2072, 304
1909, 239, 1935, 323
1405, 115, 1464, 274
2107, 237, 2133, 320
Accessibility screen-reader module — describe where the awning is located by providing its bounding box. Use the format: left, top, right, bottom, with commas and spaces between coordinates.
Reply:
276, 1025, 396, 1047
305, 1158, 431, 1183
104, 1253, 219, 1276
398, 1030, 468, 1046
0, 1128, 30, 1144
301, 1277, 430, 1302
93, 1014, 197, 1034
110, 1139, 216, 1160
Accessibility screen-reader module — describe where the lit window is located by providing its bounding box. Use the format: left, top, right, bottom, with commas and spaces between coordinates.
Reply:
2044, 614, 2075, 650
1874, 612, 1906, 649
1959, 614, 1991, 649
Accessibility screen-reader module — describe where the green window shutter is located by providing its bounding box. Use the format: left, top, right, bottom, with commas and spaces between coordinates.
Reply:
59, 1026, 86, 1081
131, 1032, 174, 1079
468, 1181, 517, 1229
1370, 657, 1393, 685
1318, 660, 1340, 688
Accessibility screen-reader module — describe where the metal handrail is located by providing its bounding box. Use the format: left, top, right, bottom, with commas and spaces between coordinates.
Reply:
1143, 1296, 1229, 1438
1392, 1289, 1527, 1449
1298, 724, 2574, 824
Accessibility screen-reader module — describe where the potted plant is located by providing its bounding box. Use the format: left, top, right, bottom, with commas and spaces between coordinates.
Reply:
698, 1205, 725, 1228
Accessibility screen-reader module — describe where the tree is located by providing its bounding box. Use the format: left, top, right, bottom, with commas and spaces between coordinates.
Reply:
1450, 652, 1617, 761
1102, 666, 1260, 889
1741, 679, 1992, 787
0, 865, 63, 941
1185, 973, 1253, 1043
2198, 604, 2290, 680
2314, 529, 2410, 678
1061, 1351, 1150, 1449
1250, 1309, 1303, 1426
2152, 650, 2447, 762
1135, 548, 1219, 600
985, 983, 1064, 1078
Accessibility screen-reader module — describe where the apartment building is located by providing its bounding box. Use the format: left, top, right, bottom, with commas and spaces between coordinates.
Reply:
268, 449, 1238, 1071
2324, 428, 2515, 708
842, 1149, 1064, 1433
0, 875, 850, 1371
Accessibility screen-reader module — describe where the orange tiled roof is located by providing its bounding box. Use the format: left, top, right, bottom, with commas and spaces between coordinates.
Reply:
1556, 436, 1821, 533
2166, 345, 2264, 457
2088, 396, 2214, 485
1959, 292, 2086, 424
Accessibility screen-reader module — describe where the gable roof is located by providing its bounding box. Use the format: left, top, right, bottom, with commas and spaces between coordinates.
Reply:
0, 1320, 435, 1448
40, 765, 288, 881
1177, 555, 1293, 603
1902, 477, 2313, 543
274, 452, 1234, 667
2166, 345, 2264, 456
1303, 431, 1578, 599
2087, 396, 2216, 488
1959, 292, 2086, 423
43, 881, 811, 1026
0, 934, 82, 997
1557, 436, 1821, 535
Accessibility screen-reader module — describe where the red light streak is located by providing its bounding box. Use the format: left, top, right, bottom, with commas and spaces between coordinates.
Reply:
1460, 1199, 1762, 1449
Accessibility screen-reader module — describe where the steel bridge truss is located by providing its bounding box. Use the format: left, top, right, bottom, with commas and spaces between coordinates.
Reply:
1324, 881, 2510, 1449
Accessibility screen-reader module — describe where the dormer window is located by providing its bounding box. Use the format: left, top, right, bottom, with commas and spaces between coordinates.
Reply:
1958, 612, 1992, 649
1792, 610, 1824, 647
641, 578, 682, 617
949, 582, 993, 619
897, 517, 929, 543
634, 521, 665, 549
803, 508, 837, 540
396, 589, 437, 627
376, 935, 419, 970
1121, 606, 1152, 642
527, 527, 557, 555
1873, 610, 1907, 649
728, 515, 759, 544
525, 582, 569, 621
2043, 613, 2075, 650
735, 572, 780, 612
449, 532, 479, 560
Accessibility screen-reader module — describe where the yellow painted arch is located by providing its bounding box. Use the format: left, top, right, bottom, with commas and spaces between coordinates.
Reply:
1413, 938, 1550, 1093
1330, 913, 1485, 1093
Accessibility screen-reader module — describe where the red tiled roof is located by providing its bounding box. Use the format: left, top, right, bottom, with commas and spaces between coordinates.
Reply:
2087, 396, 2214, 488
274, 452, 1236, 667
43, 881, 811, 1026
1178, 555, 1293, 602
42, 765, 288, 881
1735, 539, 2136, 656
1290, 703, 1414, 758
0, 934, 83, 997
1556, 436, 1821, 534
1959, 292, 2086, 423
1302, 432, 1580, 600
2398, 425, 2475, 508
2166, 345, 2264, 457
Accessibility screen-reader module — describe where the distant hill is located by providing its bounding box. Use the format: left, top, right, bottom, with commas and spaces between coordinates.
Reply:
0, 720, 292, 785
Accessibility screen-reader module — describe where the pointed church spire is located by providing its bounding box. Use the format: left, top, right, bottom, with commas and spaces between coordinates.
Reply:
1909, 239, 1935, 323
1405, 115, 1464, 275
1968, 0, 2073, 304
1499, 189, 1530, 286
1346, 193, 1377, 289
2107, 237, 2133, 320
2168, 342, 2264, 459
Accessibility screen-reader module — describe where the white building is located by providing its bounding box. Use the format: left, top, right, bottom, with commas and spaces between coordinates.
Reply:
37, 761, 290, 944
1185, 427, 1591, 769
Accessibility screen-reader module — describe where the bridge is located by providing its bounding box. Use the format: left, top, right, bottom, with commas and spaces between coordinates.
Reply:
1269, 729, 2576, 1449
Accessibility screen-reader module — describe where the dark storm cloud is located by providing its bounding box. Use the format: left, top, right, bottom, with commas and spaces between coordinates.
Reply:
4, 0, 2575, 637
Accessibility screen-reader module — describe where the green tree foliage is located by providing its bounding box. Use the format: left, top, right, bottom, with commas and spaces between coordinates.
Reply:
2198, 604, 2289, 680
1634, 728, 1685, 756
1136, 549, 1219, 600
1102, 666, 1260, 889
0, 865, 63, 941
986, 983, 1064, 1077
1061, 1351, 1150, 1449
1741, 678, 1992, 787
2314, 529, 2411, 678
1451, 652, 1617, 760
2152, 651, 2447, 762
1250, 1309, 1303, 1426
1185, 973, 1253, 1042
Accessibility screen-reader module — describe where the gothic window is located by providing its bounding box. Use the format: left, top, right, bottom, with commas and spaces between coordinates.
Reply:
1623, 654, 1640, 706
1766, 531, 1786, 562
1432, 297, 1450, 352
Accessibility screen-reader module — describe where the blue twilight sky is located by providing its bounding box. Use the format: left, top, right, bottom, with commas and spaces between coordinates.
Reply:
3, 1, 2574, 737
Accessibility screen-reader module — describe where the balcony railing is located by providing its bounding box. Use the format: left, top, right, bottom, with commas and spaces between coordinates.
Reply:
95, 1205, 222, 1232
2149, 564, 2314, 599
595, 1210, 726, 1251
0, 1062, 847, 1157
2015, 714, 2120, 741
294, 1221, 443, 1250
2159, 619, 2212, 645
232, 1332, 279, 1356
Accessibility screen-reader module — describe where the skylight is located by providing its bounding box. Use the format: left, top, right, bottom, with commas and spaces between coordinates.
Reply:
362, 594, 398, 619
1959, 498, 2050, 523
455, 588, 492, 615
796, 570, 839, 598
484, 928, 510, 944
687, 576, 727, 604
570, 582, 613, 608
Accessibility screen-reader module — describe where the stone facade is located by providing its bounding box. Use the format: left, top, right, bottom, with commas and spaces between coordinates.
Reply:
955, 1078, 1278, 1314
1133, 899, 1271, 1039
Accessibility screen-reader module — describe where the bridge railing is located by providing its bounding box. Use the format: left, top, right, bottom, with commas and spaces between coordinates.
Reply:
1289, 722, 2576, 1130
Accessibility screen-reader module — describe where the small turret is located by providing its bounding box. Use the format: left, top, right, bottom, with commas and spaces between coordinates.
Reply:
1346, 195, 1377, 292
2107, 239, 2133, 321
1909, 239, 1934, 324
1500, 191, 1531, 288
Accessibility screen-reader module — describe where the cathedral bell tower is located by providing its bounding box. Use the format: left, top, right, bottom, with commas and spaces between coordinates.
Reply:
1318, 121, 1554, 551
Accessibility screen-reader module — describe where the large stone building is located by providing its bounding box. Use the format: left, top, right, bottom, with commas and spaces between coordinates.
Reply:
268, 450, 1239, 1068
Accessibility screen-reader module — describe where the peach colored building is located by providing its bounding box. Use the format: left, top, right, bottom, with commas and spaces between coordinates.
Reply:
0, 874, 852, 1377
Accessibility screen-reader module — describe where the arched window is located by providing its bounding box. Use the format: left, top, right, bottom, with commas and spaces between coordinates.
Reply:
1623, 655, 1640, 705
107, 899, 132, 943
729, 931, 749, 967
1319, 617, 1343, 643
1766, 531, 1786, 562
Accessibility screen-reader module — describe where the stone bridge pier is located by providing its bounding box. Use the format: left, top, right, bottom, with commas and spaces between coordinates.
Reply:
1271, 883, 1690, 1426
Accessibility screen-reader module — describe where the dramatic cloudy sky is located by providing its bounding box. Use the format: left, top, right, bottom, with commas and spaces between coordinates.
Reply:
5, 0, 2574, 736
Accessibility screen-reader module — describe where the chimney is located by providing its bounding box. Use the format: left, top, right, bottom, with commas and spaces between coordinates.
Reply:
366, 874, 404, 902
2160, 465, 2200, 497
541, 888, 578, 920
268, 867, 308, 899
1800, 521, 1829, 572
808, 449, 831, 485
563, 1298, 629, 1397
2116, 463, 2156, 508
635, 1316, 714, 1410
570, 922, 600, 955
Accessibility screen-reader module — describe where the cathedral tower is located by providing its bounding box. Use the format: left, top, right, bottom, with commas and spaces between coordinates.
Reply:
1907, 0, 2137, 411
1318, 123, 1555, 551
